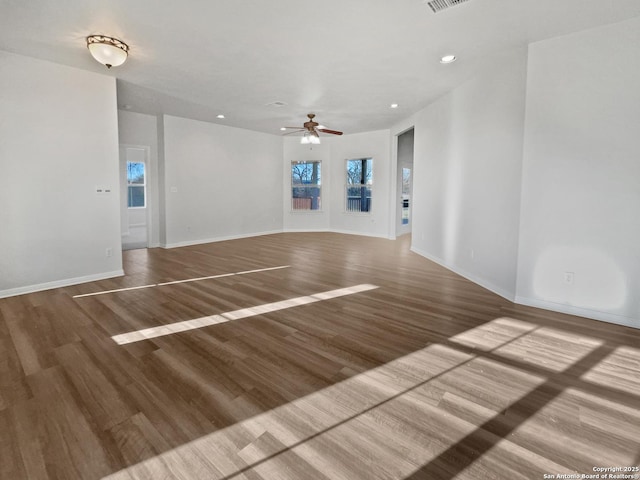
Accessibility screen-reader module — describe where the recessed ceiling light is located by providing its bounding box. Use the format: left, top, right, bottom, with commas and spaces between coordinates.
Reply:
440, 55, 457, 64
390, 103, 399, 109
217, 114, 225, 119
280, 127, 287, 131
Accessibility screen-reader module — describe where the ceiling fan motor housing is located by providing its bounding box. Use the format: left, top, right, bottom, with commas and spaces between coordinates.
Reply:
304, 113, 318, 130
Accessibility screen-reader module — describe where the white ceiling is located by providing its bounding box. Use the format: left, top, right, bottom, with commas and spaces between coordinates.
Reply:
2, 0, 640, 135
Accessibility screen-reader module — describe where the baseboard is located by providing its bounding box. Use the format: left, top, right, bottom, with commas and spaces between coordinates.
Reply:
282, 228, 395, 240
409, 246, 638, 329
163, 228, 393, 248
515, 295, 638, 329
0, 270, 125, 299
328, 229, 393, 240
410, 246, 516, 302
282, 228, 330, 234
161, 229, 283, 249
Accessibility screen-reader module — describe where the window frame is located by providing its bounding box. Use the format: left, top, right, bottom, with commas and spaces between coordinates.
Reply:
345, 157, 373, 214
290, 160, 323, 212
126, 160, 146, 209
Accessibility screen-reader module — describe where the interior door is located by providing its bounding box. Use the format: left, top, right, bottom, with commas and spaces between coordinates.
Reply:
120, 145, 149, 250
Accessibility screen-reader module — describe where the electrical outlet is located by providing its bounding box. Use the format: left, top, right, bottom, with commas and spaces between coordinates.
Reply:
106, 248, 113, 258
563, 272, 574, 285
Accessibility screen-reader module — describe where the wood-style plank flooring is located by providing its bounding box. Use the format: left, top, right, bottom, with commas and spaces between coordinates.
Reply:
0, 232, 638, 479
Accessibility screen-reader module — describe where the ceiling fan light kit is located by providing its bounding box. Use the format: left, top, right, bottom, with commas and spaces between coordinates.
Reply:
86, 35, 129, 68
301, 132, 321, 145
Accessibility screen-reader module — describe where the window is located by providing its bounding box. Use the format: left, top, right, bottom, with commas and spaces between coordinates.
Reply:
127, 161, 146, 208
291, 161, 322, 211
346, 158, 372, 212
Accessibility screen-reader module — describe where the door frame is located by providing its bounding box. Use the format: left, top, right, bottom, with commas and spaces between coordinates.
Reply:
392, 127, 415, 238
120, 144, 152, 249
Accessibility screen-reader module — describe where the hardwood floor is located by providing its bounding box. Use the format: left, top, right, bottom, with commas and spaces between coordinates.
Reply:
0, 232, 638, 480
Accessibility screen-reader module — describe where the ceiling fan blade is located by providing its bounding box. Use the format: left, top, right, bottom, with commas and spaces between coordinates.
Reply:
282, 129, 305, 136
318, 128, 343, 135
283, 126, 303, 129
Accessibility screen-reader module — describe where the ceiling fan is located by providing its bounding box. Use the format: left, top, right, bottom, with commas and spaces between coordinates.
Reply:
283, 114, 343, 144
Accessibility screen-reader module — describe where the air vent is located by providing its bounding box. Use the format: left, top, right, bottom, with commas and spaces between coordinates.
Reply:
427, 0, 470, 13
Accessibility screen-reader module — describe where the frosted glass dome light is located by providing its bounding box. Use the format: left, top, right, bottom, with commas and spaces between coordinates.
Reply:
301, 132, 321, 145
87, 35, 129, 68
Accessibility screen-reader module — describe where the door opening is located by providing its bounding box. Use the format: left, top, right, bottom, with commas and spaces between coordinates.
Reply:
120, 145, 150, 250
396, 128, 414, 237
402, 167, 411, 226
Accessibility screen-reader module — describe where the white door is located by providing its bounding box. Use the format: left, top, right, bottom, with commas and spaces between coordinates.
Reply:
120, 146, 150, 250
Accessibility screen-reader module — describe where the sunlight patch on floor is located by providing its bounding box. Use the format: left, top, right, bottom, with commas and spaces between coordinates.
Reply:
101, 330, 569, 479
580, 345, 640, 395
449, 317, 538, 351
73, 265, 290, 298
111, 284, 379, 345
493, 327, 603, 372
101, 311, 634, 480
102, 343, 477, 479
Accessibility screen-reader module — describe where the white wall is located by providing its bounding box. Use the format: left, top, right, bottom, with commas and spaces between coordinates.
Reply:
516, 17, 640, 327
118, 110, 160, 247
402, 47, 528, 300
162, 115, 283, 247
329, 130, 392, 238
0, 51, 123, 297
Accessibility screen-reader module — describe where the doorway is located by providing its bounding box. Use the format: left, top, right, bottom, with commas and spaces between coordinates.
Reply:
120, 145, 150, 250
402, 167, 412, 226
396, 128, 414, 237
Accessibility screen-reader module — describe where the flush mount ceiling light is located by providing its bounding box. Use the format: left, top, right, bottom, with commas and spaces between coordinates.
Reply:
86, 35, 129, 69
390, 103, 399, 108
440, 54, 457, 64
217, 114, 225, 119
